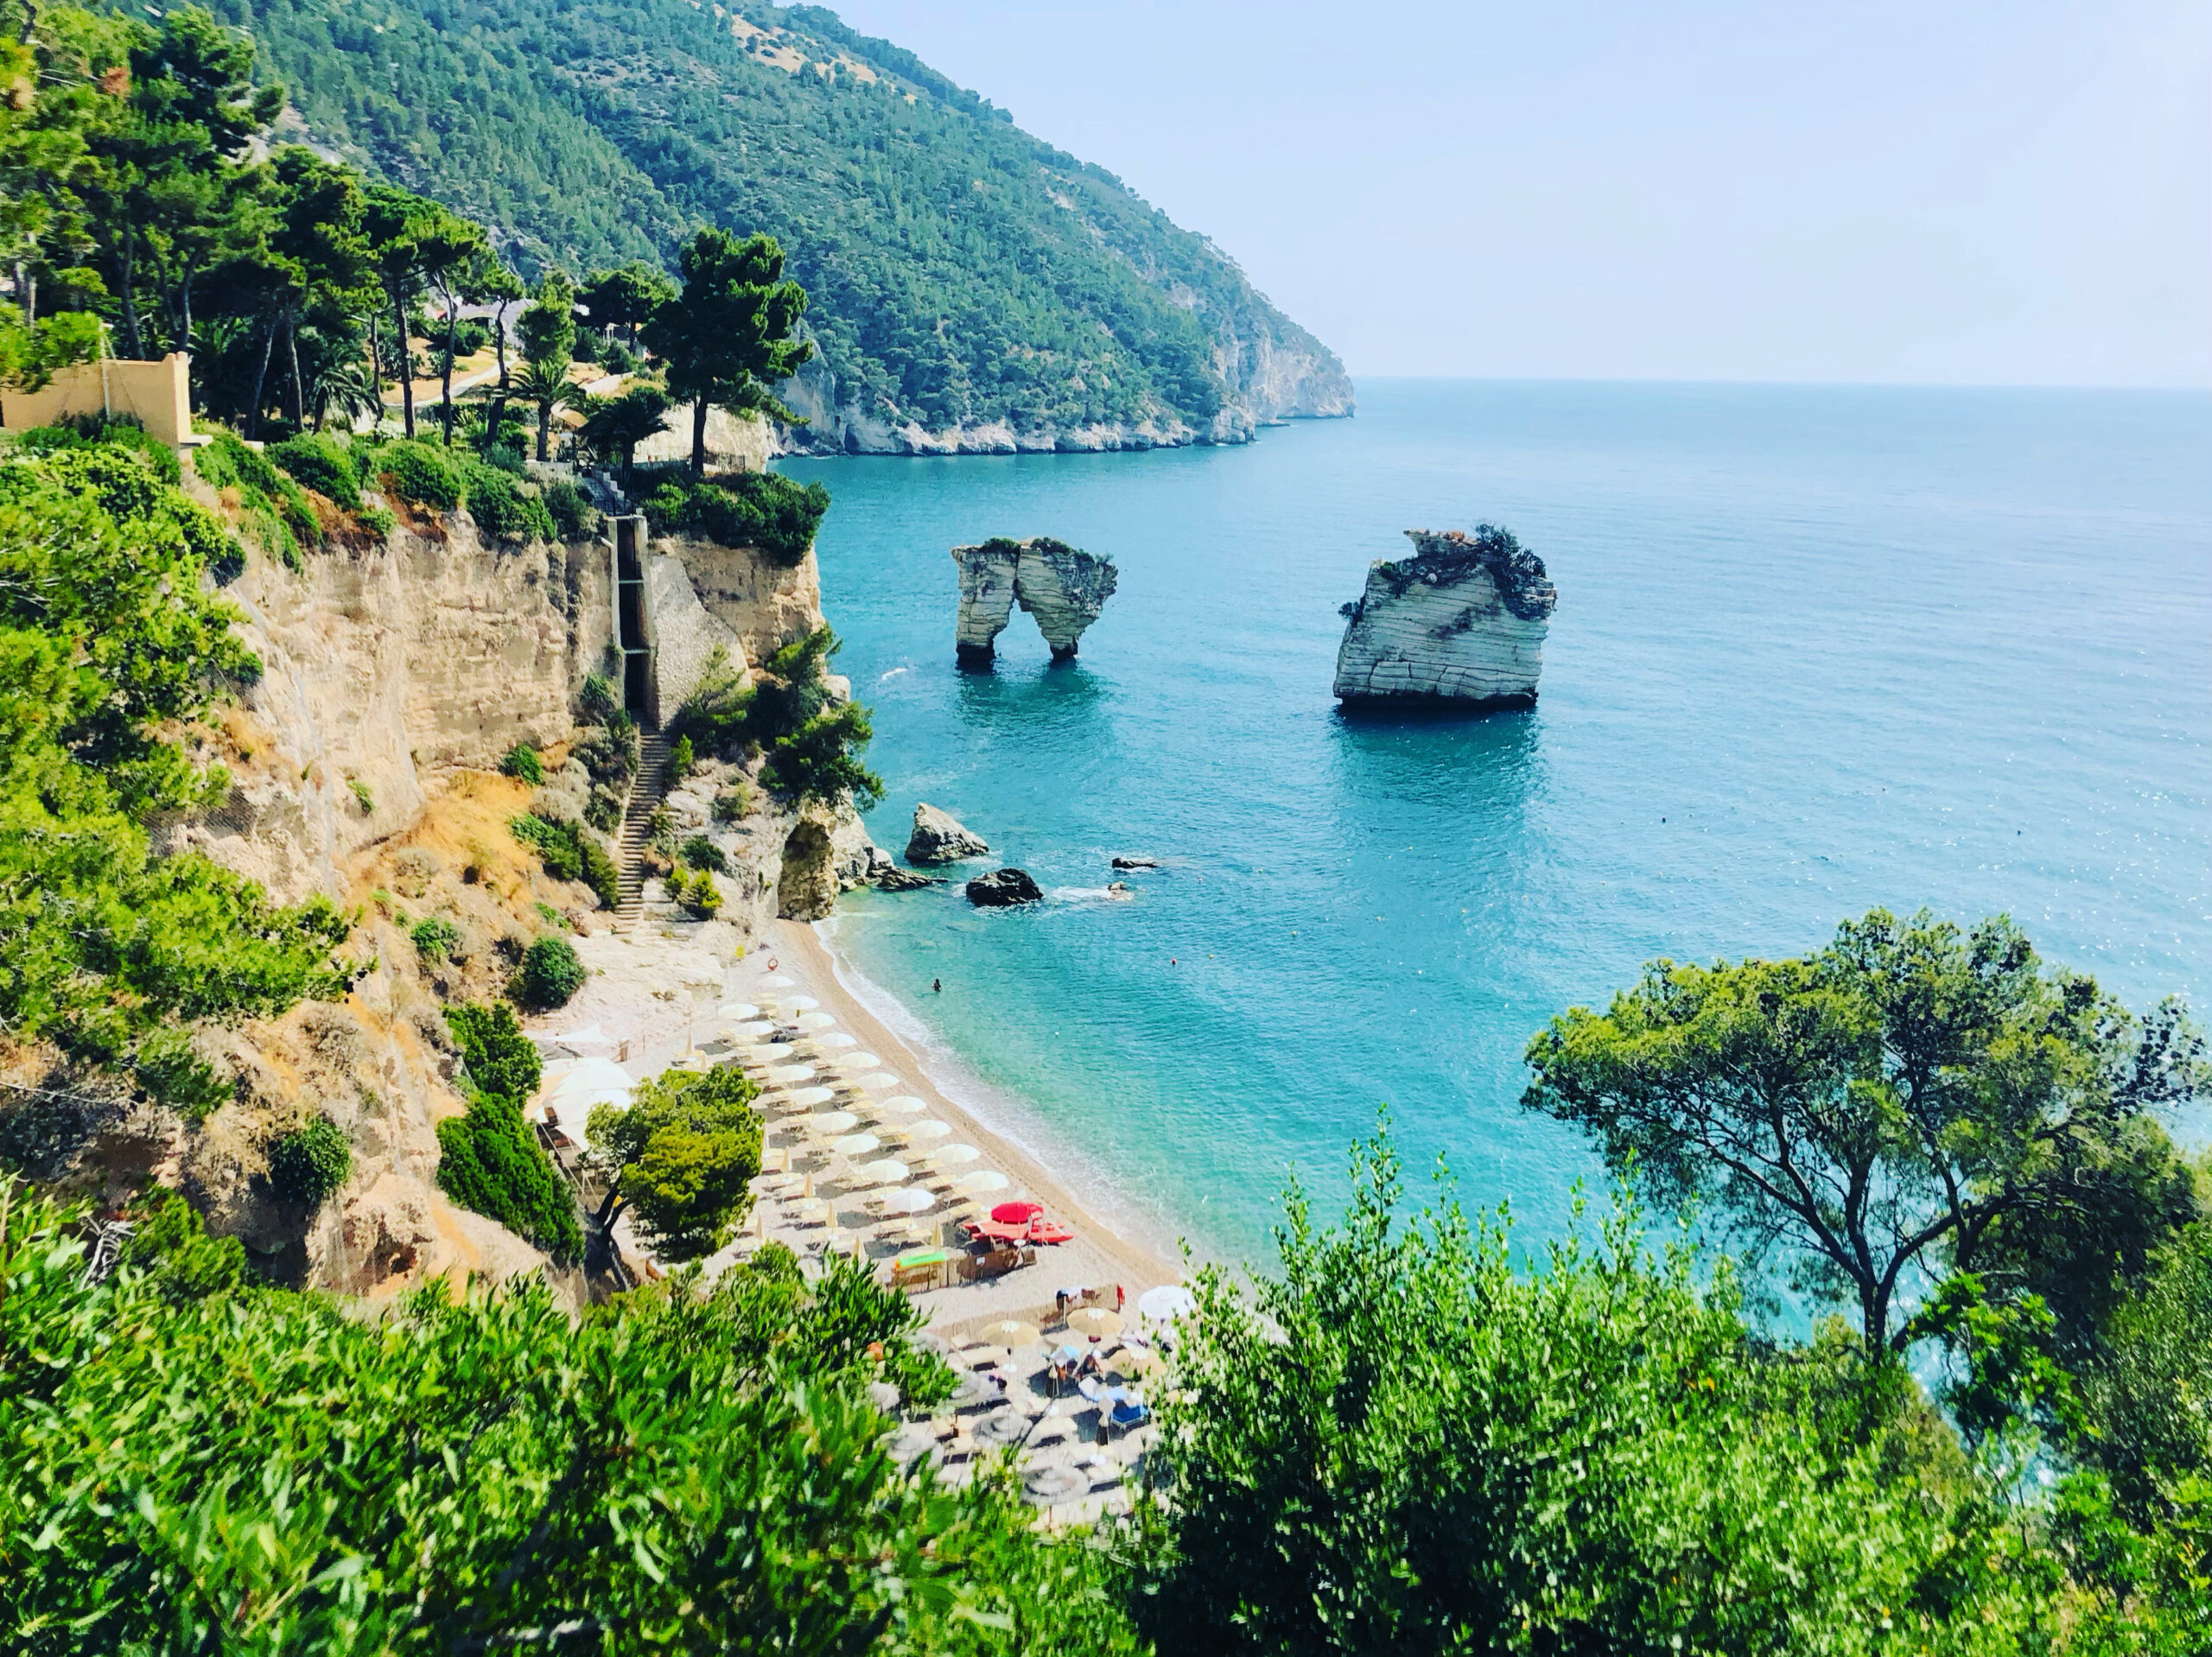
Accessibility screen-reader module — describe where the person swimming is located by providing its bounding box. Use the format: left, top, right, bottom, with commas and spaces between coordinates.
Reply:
932, 978, 942, 993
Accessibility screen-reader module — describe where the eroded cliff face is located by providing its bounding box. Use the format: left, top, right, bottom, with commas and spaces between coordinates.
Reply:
774, 313, 1354, 458
1332, 528, 1558, 708
71, 494, 878, 1298
952, 536, 1118, 664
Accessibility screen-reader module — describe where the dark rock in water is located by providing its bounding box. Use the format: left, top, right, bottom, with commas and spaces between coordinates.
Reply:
966, 868, 1044, 907
876, 866, 944, 892
1110, 855, 1160, 870
907, 802, 990, 865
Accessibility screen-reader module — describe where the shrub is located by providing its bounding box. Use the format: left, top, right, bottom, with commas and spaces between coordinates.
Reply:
266, 1116, 353, 1208
762, 702, 885, 809
512, 936, 586, 1009
543, 479, 601, 542
638, 469, 830, 564
269, 432, 361, 511
511, 812, 620, 910
573, 723, 638, 787
118, 1188, 247, 1302
578, 672, 620, 726
356, 503, 396, 539
585, 784, 626, 835
680, 870, 723, 920
678, 834, 726, 873
711, 783, 751, 822
411, 915, 461, 962
443, 1000, 542, 1102
461, 458, 556, 543
194, 429, 318, 568
665, 733, 695, 784
375, 440, 464, 511
349, 778, 375, 815
500, 743, 545, 784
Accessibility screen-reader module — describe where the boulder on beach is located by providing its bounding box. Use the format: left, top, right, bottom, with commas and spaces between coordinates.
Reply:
966, 868, 1044, 907
907, 802, 991, 865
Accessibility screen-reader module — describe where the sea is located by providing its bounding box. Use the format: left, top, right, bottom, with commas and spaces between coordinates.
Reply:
780, 380, 2212, 1270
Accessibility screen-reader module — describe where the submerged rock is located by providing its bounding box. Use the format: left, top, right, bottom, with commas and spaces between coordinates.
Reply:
1110, 854, 1160, 870
1332, 526, 1557, 708
876, 866, 944, 892
951, 536, 1118, 665
907, 802, 991, 865
966, 868, 1044, 907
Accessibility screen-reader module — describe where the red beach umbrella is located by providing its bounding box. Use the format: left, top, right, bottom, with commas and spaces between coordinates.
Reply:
991, 1201, 1045, 1224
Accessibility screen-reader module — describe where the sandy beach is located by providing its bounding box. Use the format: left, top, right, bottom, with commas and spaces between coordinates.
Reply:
542, 910, 1184, 1338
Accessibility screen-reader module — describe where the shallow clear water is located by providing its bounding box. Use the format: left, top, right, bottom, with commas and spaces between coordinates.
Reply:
784, 380, 2212, 1266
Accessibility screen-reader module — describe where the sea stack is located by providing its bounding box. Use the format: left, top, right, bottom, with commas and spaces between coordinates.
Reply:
952, 536, 1118, 666
1332, 526, 1557, 709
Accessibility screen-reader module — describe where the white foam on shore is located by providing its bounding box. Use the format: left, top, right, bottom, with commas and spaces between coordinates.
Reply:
809, 916, 1192, 1265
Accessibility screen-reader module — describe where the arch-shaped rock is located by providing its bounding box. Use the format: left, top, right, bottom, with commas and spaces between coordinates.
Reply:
952, 536, 1117, 666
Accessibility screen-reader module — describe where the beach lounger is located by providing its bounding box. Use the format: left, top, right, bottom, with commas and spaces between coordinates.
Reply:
1107, 1399, 1151, 1438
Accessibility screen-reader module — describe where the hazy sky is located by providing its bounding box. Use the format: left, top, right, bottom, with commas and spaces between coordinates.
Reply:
822, 0, 2210, 386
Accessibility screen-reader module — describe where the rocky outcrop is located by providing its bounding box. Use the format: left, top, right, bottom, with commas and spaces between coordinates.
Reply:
966, 868, 1044, 907
952, 537, 1118, 665
1332, 527, 1558, 709
876, 866, 944, 892
907, 803, 990, 865
1111, 855, 1159, 870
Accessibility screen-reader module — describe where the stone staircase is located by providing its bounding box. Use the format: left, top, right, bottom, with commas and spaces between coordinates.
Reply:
613, 725, 673, 929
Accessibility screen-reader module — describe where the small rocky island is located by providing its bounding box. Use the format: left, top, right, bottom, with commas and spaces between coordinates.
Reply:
1332, 526, 1558, 709
952, 536, 1118, 666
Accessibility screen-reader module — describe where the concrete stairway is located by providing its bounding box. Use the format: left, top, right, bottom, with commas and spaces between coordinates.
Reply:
613, 725, 674, 928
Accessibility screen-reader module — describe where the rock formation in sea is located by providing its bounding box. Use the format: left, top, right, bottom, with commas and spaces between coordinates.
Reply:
1332, 526, 1558, 709
952, 537, 1118, 666
907, 803, 991, 865
966, 868, 1045, 907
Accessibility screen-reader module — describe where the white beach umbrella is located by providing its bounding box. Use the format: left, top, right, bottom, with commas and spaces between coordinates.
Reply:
1065, 1308, 1123, 1340
880, 1187, 935, 1216
796, 1010, 836, 1031
810, 1110, 860, 1135
854, 1158, 911, 1186
832, 1132, 880, 1158
786, 1086, 836, 1108
767, 1064, 815, 1085
545, 1022, 615, 1047
955, 1170, 1010, 1196
786, 994, 819, 1010
933, 1144, 982, 1167
1138, 1285, 1198, 1324
979, 1318, 1043, 1351
724, 1021, 774, 1041
900, 1119, 953, 1145
743, 1042, 793, 1063
813, 1032, 857, 1049
760, 975, 798, 989
717, 1002, 760, 1021
849, 1072, 900, 1093
836, 1051, 883, 1072
877, 1095, 929, 1117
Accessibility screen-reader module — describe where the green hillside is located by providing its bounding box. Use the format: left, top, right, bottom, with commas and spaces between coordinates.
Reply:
211, 0, 1354, 450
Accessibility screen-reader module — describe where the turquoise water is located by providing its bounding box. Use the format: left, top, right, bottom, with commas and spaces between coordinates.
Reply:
785, 381, 2212, 1267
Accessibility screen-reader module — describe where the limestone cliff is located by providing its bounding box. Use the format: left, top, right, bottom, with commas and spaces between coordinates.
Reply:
1332, 527, 1558, 708
41, 478, 881, 1298
952, 536, 1118, 664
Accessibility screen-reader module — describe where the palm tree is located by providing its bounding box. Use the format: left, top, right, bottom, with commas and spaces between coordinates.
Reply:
307, 356, 381, 433
512, 359, 583, 464
578, 385, 671, 486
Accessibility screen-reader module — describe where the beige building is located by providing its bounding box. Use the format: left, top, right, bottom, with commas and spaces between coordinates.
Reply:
0, 352, 194, 449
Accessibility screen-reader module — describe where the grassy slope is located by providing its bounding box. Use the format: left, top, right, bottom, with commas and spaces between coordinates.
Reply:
219, 0, 1351, 442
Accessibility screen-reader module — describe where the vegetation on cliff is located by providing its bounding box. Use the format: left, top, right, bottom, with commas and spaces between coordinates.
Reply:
198, 0, 1346, 441
0, 427, 354, 1112
436, 1000, 583, 1261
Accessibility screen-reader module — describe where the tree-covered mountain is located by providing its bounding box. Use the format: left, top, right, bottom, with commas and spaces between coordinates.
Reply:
209, 0, 1354, 452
